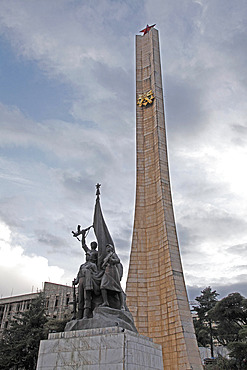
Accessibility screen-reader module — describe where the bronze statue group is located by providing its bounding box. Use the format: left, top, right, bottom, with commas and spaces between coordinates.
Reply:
73, 229, 125, 320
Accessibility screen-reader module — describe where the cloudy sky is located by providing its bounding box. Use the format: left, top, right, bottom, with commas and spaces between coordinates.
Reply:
0, 0, 247, 302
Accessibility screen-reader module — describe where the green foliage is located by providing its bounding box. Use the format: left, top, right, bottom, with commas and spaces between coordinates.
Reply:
193, 317, 211, 347
194, 289, 247, 369
44, 317, 69, 333
194, 287, 219, 320
210, 294, 247, 369
204, 355, 234, 370
226, 325, 247, 369
228, 341, 247, 369
210, 293, 247, 346
0, 293, 48, 370
193, 287, 219, 355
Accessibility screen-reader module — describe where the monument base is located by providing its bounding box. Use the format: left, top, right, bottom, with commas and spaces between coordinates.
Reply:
65, 306, 138, 333
36, 326, 163, 370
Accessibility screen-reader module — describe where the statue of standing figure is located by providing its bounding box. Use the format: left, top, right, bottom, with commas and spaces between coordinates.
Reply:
72, 226, 101, 319
73, 252, 98, 319
100, 244, 124, 310
72, 209, 125, 319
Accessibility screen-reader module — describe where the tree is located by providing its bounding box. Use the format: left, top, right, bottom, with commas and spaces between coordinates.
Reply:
228, 338, 247, 369
0, 293, 48, 370
204, 354, 233, 370
210, 293, 247, 369
210, 293, 247, 346
193, 286, 219, 357
194, 289, 247, 368
44, 317, 69, 333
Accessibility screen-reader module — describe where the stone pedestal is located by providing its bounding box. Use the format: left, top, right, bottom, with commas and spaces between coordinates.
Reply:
36, 326, 163, 370
64, 307, 138, 333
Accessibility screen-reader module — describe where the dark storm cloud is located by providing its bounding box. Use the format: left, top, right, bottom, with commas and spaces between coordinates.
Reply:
187, 285, 205, 302
187, 281, 247, 302
215, 282, 247, 299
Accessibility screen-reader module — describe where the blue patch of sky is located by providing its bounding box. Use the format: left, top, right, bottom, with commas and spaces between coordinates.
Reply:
0, 36, 75, 122
0, 146, 65, 169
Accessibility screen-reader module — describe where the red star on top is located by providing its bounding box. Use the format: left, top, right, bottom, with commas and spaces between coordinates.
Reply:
140, 24, 156, 35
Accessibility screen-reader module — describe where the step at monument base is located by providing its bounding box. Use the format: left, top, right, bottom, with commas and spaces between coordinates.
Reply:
36, 326, 163, 370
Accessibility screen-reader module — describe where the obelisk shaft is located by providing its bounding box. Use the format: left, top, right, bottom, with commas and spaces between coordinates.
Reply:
126, 28, 202, 369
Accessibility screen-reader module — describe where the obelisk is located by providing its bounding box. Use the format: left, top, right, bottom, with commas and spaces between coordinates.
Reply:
126, 26, 203, 369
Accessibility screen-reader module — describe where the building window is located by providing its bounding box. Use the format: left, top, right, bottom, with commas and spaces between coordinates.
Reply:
46, 298, 50, 308
55, 296, 59, 308
0, 305, 4, 323
66, 295, 70, 306
8, 304, 12, 315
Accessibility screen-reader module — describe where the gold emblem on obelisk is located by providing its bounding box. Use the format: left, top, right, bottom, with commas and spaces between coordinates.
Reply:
137, 90, 154, 107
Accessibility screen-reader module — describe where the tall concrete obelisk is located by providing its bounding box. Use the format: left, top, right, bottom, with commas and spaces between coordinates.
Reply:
126, 26, 203, 369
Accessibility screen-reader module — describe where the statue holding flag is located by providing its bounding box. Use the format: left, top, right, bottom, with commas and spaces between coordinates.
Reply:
71, 184, 126, 320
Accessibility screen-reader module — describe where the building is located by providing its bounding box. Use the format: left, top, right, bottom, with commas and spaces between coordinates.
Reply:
0, 291, 39, 332
0, 282, 73, 334
126, 26, 203, 369
44, 282, 73, 320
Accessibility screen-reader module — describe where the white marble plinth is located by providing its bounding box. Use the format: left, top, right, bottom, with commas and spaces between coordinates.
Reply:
36, 326, 163, 370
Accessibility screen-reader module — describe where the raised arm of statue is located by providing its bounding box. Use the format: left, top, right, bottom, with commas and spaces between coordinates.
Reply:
81, 240, 90, 254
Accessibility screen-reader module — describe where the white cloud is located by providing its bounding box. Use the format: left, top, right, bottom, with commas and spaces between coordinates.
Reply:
0, 221, 64, 297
